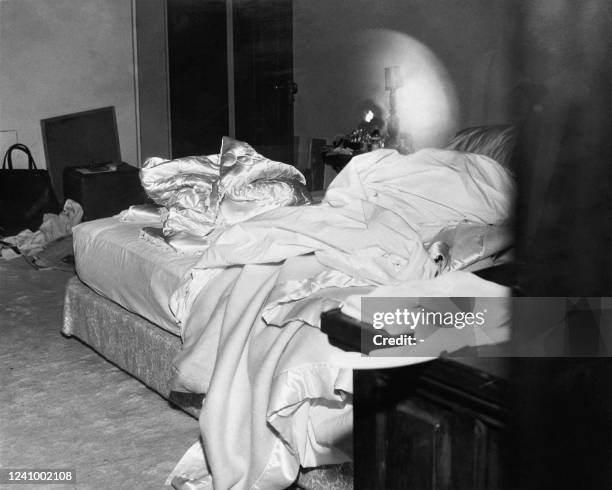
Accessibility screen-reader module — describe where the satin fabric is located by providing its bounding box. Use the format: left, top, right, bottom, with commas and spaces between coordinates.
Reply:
218, 136, 310, 206
140, 155, 221, 236
426, 222, 513, 273
117, 203, 162, 223
139, 139, 311, 239
73, 218, 200, 335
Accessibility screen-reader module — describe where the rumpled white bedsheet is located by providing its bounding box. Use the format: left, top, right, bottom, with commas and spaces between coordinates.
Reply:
167, 148, 515, 489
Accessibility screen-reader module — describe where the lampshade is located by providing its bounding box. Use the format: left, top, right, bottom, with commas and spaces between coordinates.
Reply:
385, 65, 403, 90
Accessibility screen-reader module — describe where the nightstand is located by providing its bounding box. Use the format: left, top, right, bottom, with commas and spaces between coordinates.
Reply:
322, 151, 357, 173
63, 163, 147, 221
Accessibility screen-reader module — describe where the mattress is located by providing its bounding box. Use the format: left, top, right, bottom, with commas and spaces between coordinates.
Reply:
73, 218, 200, 335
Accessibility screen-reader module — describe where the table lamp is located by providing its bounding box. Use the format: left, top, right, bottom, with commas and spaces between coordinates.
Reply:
385, 66, 403, 148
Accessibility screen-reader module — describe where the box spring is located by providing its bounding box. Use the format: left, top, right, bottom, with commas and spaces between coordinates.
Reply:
62, 276, 352, 489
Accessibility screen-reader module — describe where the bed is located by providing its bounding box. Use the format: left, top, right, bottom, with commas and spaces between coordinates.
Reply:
62, 129, 515, 489
63, 218, 358, 488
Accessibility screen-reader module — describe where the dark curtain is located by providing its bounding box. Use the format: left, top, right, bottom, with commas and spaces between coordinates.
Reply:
511, 2, 612, 489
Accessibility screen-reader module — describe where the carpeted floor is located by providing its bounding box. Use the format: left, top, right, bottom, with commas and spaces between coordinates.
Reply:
0, 259, 199, 489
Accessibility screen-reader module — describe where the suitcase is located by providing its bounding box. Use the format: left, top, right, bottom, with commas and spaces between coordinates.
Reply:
63, 163, 147, 221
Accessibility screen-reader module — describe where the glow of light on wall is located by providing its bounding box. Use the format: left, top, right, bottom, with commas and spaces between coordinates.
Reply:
345, 29, 459, 149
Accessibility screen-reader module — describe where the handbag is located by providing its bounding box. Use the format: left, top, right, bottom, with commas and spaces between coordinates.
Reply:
0, 143, 60, 235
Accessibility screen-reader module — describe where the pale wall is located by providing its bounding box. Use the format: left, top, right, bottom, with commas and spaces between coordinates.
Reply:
0, 0, 137, 169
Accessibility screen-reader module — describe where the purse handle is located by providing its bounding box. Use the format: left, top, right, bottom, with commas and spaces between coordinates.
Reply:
2, 143, 38, 170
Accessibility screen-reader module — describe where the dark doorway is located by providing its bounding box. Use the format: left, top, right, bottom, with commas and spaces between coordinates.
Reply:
233, 0, 295, 164
167, 0, 229, 157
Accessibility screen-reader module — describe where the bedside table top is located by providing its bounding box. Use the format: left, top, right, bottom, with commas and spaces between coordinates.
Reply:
322, 151, 359, 172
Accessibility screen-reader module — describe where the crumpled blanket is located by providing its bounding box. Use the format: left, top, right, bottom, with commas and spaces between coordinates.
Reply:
1, 199, 83, 256
166, 148, 515, 490
168, 270, 511, 490
170, 148, 514, 316
139, 137, 310, 238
